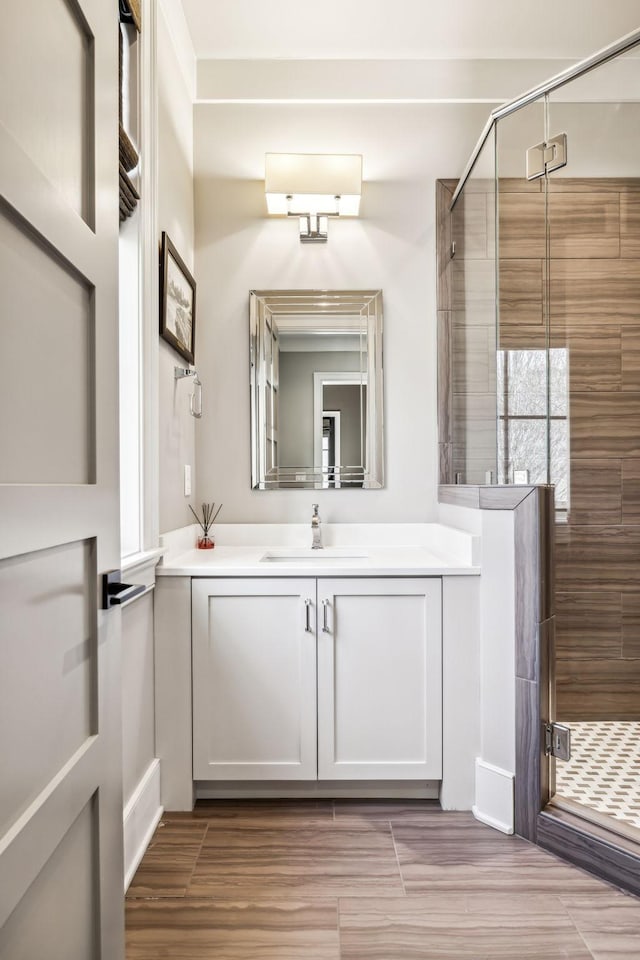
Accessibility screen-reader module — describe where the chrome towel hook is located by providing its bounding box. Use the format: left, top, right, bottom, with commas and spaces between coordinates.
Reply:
174, 366, 203, 419
190, 372, 202, 418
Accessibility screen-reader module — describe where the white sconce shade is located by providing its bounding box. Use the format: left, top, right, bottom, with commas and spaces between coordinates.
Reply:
265, 153, 362, 217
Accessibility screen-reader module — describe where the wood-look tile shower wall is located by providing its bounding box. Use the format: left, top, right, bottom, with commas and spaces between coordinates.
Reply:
437, 176, 640, 720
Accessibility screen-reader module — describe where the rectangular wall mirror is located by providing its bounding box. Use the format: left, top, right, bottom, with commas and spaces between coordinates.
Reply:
250, 290, 384, 489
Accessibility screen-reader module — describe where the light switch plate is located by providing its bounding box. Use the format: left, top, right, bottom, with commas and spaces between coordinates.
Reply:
184, 464, 192, 497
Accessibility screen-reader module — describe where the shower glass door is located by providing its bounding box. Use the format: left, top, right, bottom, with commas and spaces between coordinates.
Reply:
547, 50, 640, 835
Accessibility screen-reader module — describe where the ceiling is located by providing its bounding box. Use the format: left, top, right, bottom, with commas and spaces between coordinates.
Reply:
180, 0, 640, 61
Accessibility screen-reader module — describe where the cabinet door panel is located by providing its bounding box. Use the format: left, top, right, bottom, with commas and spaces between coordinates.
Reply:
317, 578, 442, 780
192, 578, 317, 780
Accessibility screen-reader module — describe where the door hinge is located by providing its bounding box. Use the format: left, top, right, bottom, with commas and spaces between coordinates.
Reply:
544, 722, 571, 761
526, 133, 568, 181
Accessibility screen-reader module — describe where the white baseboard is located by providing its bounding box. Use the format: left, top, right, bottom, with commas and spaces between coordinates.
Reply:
123, 759, 163, 891
472, 758, 514, 835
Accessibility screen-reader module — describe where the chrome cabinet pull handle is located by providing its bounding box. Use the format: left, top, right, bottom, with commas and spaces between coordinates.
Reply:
305, 598, 312, 633
322, 598, 330, 633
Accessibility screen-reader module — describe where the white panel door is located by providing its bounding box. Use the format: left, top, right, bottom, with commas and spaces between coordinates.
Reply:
192, 578, 318, 780
317, 578, 443, 780
0, 1, 123, 957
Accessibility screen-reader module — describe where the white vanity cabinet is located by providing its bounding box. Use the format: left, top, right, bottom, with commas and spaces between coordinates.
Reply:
191, 576, 442, 783
317, 578, 442, 780
192, 578, 318, 780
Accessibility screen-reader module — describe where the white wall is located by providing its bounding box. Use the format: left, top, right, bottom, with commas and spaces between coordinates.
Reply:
193, 102, 491, 522
479, 510, 516, 776
157, 2, 196, 534
437, 499, 516, 831
121, 593, 156, 805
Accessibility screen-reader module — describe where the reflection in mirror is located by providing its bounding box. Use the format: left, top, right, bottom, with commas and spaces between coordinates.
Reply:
250, 290, 383, 489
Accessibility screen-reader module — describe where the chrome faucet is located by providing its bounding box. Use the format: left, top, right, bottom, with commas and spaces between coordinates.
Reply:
311, 503, 323, 549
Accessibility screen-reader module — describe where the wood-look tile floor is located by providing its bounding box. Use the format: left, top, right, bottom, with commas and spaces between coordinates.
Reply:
125, 800, 640, 959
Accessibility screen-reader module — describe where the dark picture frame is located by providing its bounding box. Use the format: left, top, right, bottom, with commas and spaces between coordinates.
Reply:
160, 232, 196, 364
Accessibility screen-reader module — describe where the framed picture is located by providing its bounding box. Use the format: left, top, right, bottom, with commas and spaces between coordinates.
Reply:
160, 232, 196, 364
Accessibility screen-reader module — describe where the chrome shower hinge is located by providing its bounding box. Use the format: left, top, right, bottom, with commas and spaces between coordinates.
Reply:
544, 722, 571, 761
526, 133, 568, 181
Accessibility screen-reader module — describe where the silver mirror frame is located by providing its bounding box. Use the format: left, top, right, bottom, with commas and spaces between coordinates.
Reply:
250, 289, 384, 490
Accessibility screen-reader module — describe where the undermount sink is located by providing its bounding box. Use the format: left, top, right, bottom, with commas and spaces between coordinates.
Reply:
260, 547, 369, 563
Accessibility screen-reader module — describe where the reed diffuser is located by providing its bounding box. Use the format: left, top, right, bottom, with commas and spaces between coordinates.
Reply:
190, 502, 223, 549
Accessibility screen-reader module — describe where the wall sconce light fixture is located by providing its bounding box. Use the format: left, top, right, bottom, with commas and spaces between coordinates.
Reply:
265, 153, 362, 243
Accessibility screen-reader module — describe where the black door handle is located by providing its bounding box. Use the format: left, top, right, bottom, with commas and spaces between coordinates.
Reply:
102, 570, 146, 609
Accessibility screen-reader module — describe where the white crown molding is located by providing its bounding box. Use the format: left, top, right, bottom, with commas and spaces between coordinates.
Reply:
195, 56, 640, 105
196, 58, 567, 104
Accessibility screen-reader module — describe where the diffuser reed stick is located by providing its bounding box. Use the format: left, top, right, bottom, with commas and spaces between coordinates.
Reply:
190, 502, 223, 548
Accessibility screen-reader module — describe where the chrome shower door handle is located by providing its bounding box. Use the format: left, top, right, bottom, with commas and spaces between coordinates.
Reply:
304, 598, 312, 633
322, 598, 330, 633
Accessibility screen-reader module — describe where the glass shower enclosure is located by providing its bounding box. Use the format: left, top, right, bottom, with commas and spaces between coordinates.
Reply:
446, 30, 640, 838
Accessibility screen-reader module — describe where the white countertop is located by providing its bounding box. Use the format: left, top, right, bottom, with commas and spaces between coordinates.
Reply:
157, 543, 480, 578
